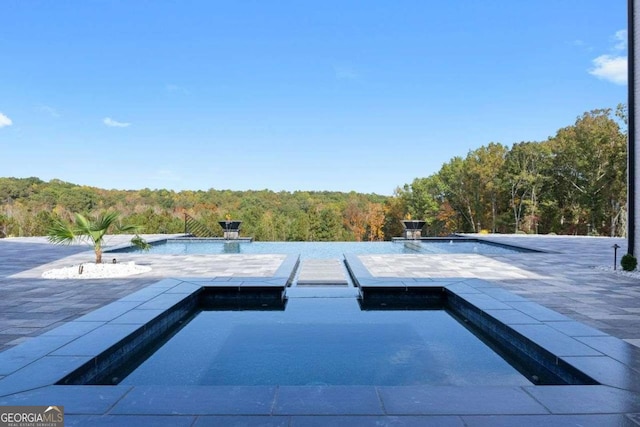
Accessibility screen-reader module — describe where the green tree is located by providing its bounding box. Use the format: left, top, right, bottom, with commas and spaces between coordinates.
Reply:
0, 213, 10, 238
548, 109, 626, 235
290, 212, 311, 241
503, 141, 551, 233
438, 156, 477, 231
465, 143, 508, 232
310, 206, 343, 241
382, 191, 406, 239
399, 177, 441, 226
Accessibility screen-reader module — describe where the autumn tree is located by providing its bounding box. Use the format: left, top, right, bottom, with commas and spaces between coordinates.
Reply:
366, 202, 385, 241
343, 196, 368, 241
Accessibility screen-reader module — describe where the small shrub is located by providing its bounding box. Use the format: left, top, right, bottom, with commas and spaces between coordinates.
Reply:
621, 254, 638, 272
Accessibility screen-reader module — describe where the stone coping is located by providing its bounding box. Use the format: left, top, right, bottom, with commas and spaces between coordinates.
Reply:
0, 255, 638, 425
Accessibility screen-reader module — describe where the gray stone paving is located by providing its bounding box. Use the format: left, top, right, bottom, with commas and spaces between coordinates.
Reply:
361, 234, 640, 347
0, 236, 286, 352
475, 235, 640, 348
360, 254, 547, 280
297, 259, 348, 285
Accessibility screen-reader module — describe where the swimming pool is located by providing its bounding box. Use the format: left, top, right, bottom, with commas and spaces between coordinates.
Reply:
116, 298, 532, 387
58, 284, 596, 389
112, 238, 534, 257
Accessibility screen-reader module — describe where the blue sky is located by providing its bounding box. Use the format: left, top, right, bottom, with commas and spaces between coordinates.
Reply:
0, 1, 628, 195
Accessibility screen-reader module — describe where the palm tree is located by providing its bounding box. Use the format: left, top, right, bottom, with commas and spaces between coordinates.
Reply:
47, 211, 150, 263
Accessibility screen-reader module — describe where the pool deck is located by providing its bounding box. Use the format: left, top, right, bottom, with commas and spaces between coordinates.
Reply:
0, 234, 639, 425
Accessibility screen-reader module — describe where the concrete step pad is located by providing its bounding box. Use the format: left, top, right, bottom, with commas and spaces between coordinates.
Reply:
296, 258, 349, 286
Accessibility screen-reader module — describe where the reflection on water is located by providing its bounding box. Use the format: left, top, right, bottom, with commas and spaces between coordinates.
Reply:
130, 240, 528, 257
222, 241, 241, 253
120, 298, 532, 387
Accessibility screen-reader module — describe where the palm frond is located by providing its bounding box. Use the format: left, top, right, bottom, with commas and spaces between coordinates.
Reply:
93, 212, 120, 232
47, 220, 77, 245
130, 234, 151, 251
86, 212, 119, 243
73, 213, 92, 234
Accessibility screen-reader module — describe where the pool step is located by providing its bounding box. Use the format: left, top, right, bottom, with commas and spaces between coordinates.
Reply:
296, 259, 349, 286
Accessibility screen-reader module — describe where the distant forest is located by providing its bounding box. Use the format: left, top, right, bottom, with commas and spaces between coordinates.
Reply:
0, 105, 628, 240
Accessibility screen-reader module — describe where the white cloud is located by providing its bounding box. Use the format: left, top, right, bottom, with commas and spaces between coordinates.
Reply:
589, 55, 627, 85
0, 112, 13, 128
588, 29, 628, 85
614, 29, 627, 51
103, 117, 131, 128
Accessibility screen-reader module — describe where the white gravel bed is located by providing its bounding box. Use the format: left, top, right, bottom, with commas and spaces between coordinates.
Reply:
594, 265, 640, 279
42, 261, 151, 279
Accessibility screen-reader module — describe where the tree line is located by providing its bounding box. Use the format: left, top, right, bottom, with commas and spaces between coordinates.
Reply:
0, 178, 394, 241
0, 105, 628, 240
398, 106, 627, 236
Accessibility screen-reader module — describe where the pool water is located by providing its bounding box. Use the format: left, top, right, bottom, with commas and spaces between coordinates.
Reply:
118, 298, 532, 387
116, 239, 528, 257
